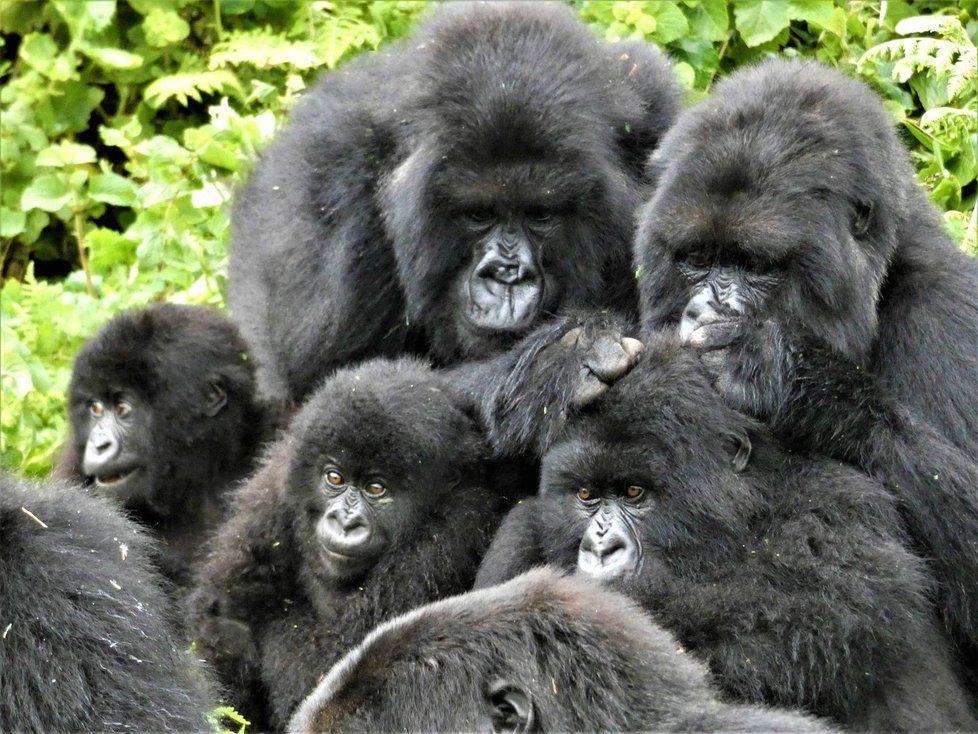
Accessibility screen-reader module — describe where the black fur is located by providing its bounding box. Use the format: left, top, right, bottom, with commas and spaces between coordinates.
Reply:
186, 358, 511, 730
229, 1, 679, 407
289, 568, 835, 733
634, 59, 978, 678
0, 472, 215, 731
56, 303, 269, 587
475, 336, 976, 731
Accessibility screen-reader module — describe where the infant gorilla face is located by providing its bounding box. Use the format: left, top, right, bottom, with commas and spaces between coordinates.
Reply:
286, 358, 484, 583
538, 353, 755, 584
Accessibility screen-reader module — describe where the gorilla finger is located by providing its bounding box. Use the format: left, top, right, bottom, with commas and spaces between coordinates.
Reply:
584, 334, 634, 382
686, 320, 742, 350
559, 326, 585, 348
621, 337, 645, 361
572, 370, 610, 407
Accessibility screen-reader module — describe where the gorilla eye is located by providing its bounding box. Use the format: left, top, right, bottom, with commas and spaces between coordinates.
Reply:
325, 470, 344, 487
115, 401, 133, 418
464, 208, 495, 225
625, 485, 645, 500
525, 206, 552, 223
90, 401, 105, 417
365, 481, 387, 497
577, 488, 592, 501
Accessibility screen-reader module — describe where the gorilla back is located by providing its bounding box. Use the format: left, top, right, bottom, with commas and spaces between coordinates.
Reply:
0, 473, 214, 732
229, 1, 679, 406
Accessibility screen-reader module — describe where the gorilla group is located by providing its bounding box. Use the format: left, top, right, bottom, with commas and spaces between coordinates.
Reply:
0, 472, 215, 731
476, 334, 976, 731
229, 1, 680, 408
187, 358, 512, 730
55, 303, 270, 588
290, 568, 834, 733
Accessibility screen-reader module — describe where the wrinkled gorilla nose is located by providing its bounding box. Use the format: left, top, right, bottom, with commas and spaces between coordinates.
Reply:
476, 234, 537, 285
578, 512, 637, 581
324, 502, 369, 545
82, 422, 121, 475
467, 229, 543, 330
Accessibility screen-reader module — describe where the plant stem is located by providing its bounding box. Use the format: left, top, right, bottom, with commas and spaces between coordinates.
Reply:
73, 205, 95, 297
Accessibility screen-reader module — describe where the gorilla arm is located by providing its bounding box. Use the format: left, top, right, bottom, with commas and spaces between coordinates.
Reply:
693, 318, 978, 648
472, 498, 547, 589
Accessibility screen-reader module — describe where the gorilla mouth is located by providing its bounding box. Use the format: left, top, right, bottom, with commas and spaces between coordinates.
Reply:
94, 468, 140, 487
466, 276, 542, 331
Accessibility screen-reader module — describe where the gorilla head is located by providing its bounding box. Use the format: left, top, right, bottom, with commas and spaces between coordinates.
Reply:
381, 3, 680, 364
285, 357, 486, 585
64, 303, 264, 581
537, 336, 759, 585
289, 568, 831, 734
635, 59, 908, 362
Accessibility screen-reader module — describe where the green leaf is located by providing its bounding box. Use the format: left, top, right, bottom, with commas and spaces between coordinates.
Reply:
219, 0, 255, 15
89, 172, 138, 206
20, 33, 74, 81
648, 2, 689, 45
0, 208, 26, 238
142, 8, 190, 47
36, 141, 98, 167
143, 70, 242, 108
785, 0, 835, 26
687, 0, 729, 43
87, 228, 138, 271
82, 46, 145, 70
21, 174, 72, 212
734, 0, 791, 47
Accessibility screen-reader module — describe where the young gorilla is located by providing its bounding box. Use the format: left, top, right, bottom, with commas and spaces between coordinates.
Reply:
230, 1, 680, 408
633, 59, 978, 674
0, 472, 215, 732
475, 336, 976, 732
54, 303, 270, 587
289, 568, 834, 733
187, 358, 511, 730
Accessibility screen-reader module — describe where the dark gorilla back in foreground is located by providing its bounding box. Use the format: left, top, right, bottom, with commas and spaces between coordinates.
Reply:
289, 568, 833, 733
230, 1, 680, 406
56, 303, 268, 587
0, 472, 214, 732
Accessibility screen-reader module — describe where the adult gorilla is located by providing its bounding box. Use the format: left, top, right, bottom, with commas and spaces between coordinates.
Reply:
230, 1, 680, 407
633, 60, 978, 680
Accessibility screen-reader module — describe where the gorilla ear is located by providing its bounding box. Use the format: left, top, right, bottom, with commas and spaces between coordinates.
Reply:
726, 431, 752, 473
486, 679, 536, 734
203, 379, 228, 417
851, 200, 875, 238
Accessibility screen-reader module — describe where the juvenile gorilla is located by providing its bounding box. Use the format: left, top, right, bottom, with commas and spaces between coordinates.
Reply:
633, 59, 978, 673
56, 303, 269, 586
475, 337, 976, 731
230, 1, 680, 407
187, 358, 510, 730
289, 568, 833, 733
0, 472, 215, 732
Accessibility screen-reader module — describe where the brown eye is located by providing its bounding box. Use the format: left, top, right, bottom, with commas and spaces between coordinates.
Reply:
115, 401, 132, 418
625, 485, 644, 500
577, 488, 592, 501
325, 470, 344, 487
90, 401, 105, 417
365, 482, 386, 496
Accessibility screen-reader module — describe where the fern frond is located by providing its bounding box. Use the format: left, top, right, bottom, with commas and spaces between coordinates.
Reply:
209, 31, 323, 71
143, 71, 243, 109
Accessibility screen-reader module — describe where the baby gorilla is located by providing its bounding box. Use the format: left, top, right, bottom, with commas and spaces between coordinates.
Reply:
56, 303, 269, 587
1, 472, 215, 732
475, 335, 976, 731
188, 358, 509, 730
289, 568, 833, 733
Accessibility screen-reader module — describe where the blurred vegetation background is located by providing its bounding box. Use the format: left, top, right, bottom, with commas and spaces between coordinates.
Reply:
2, 0, 976, 476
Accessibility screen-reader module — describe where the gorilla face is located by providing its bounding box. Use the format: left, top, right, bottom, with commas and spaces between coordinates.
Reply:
636, 61, 902, 363
287, 358, 485, 584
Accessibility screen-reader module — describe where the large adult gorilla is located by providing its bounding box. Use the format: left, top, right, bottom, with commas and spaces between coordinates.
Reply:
230, 1, 680, 407
633, 59, 978, 681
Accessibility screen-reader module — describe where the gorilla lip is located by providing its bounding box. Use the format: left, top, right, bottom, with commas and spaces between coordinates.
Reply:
93, 467, 140, 487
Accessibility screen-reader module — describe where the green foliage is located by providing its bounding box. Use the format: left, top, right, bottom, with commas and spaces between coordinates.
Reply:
1, 0, 975, 475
